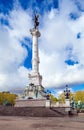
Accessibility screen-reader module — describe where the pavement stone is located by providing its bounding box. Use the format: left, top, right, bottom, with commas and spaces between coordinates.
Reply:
0, 115, 84, 130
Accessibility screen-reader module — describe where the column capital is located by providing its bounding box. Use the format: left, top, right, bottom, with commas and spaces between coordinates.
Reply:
30, 28, 41, 37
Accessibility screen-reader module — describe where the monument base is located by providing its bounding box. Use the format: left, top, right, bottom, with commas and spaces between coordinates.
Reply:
24, 83, 47, 99
15, 99, 50, 107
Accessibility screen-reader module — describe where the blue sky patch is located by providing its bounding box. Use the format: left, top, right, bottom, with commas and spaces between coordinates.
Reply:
21, 38, 32, 69
0, 18, 9, 26
23, 49, 32, 69
72, 84, 84, 91
0, 0, 13, 14
65, 59, 79, 66
75, 1, 84, 12
77, 32, 81, 39
19, 0, 58, 15
69, 13, 79, 20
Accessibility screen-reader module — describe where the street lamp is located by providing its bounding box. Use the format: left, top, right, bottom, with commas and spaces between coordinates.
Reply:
64, 85, 70, 99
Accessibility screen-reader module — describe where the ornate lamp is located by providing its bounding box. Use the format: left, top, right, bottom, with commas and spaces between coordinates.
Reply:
64, 85, 70, 99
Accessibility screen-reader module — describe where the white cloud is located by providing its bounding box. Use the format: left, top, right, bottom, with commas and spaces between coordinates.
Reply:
0, 0, 84, 92
8, 8, 32, 39
39, 0, 84, 88
0, 6, 32, 91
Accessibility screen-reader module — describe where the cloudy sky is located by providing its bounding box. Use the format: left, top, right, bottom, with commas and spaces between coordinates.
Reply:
0, 0, 84, 95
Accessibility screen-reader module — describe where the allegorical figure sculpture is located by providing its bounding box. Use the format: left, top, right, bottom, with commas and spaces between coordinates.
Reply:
34, 14, 39, 29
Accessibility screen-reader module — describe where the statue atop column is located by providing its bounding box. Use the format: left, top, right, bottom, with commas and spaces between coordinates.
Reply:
34, 14, 39, 29
23, 13, 47, 99
16, 13, 49, 101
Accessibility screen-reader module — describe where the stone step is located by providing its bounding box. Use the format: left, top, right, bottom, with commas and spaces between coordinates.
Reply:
0, 106, 77, 117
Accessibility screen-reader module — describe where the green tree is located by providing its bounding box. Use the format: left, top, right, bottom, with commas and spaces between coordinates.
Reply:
58, 93, 65, 103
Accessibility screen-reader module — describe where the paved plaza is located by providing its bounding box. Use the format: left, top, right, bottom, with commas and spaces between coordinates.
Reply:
0, 114, 84, 130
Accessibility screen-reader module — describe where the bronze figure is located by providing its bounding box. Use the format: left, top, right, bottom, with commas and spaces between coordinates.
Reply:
34, 14, 39, 29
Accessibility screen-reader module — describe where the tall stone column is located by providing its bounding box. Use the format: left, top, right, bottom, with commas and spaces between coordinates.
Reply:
29, 28, 42, 87
22, 14, 47, 99
30, 29, 40, 73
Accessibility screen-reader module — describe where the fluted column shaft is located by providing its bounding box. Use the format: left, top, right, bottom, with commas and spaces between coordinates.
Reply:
30, 29, 40, 73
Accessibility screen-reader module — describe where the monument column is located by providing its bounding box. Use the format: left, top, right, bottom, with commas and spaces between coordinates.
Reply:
28, 14, 42, 87
16, 14, 47, 100
30, 29, 40, 73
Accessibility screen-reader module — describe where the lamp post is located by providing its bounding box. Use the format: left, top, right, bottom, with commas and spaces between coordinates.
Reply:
64, 85, 71, 107
64, 85, 70, 99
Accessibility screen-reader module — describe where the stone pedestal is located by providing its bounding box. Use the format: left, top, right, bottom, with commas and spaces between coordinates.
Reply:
65, 99, 70, 107
65, 99, 71, 113
15, 99, 47, 107
46, 100, 51, 107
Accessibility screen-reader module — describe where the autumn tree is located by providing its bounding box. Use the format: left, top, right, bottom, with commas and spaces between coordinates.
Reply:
50, 94, 58, 103
58, 93, 65, 103
0, 92, 17, 106
74, 91, 84, 103
58, 92, 74, 103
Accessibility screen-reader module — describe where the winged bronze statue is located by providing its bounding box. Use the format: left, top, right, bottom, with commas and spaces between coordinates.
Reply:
34, 14, 39, 29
